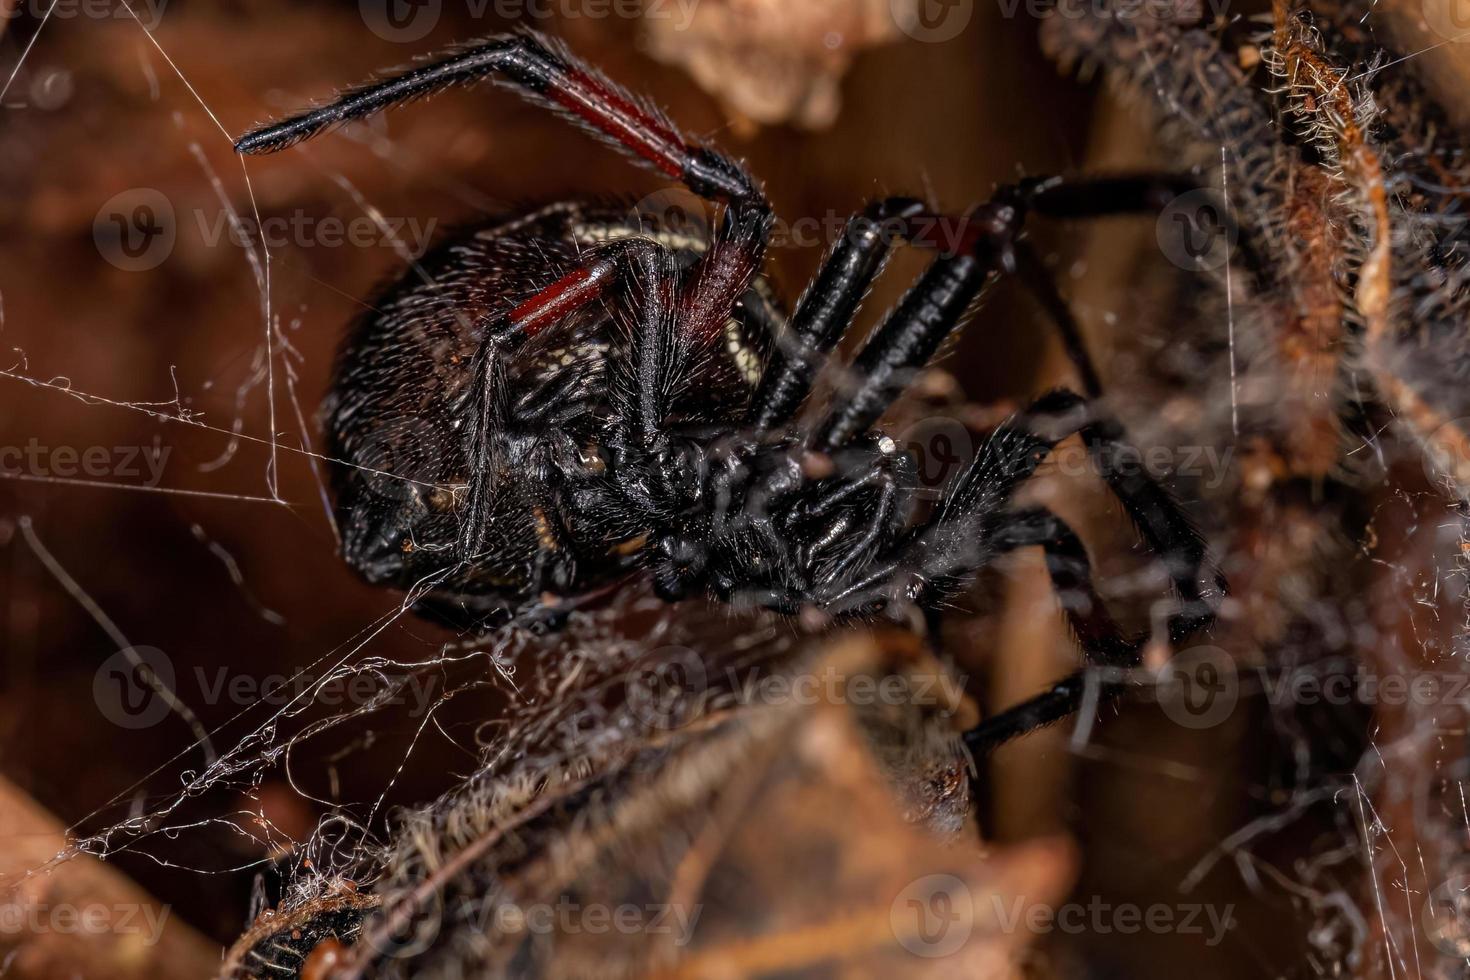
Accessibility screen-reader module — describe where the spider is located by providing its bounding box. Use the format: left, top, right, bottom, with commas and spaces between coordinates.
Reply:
234, 30, 1226, 755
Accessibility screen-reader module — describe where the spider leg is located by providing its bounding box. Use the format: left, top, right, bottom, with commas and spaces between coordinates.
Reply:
814, 389, 1222, 747
234, 31, 760, 206
814, 246, 995, 449
1011, 241, 1102, 399
960, 505, 1149, 754
1023, 173, 1264, 283
235, 30, 775, 348
811, 173, 1255, 449
747, 196, 925, 431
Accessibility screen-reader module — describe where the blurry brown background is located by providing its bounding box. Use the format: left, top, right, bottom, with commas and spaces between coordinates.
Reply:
0, 0, 1402, 976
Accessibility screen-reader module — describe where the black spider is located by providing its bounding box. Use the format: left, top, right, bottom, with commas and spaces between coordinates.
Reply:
234, 30, 1226, 754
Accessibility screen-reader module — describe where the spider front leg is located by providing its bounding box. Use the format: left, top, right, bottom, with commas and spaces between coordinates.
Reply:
235, 30, 762, 208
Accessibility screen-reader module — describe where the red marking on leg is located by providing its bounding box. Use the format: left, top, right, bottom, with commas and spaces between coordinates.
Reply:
508, 261, 616, 338
679, 240, 759, 343
552, 69, 684, 178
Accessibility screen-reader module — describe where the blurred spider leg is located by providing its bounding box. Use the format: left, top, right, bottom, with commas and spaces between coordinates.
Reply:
959, 501, 1216, 760
813, 390, 1222, 741
233, 31, 764, 208
1021, 173, 1198, 218
1077, 412, 1224, 639
1011, 241, 1103, 399
1023, 173, 1263, 280
747, 196, 926, 430
962, 671, 1098, 754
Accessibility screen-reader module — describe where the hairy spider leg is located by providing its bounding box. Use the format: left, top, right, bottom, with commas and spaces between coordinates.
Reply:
748, 195, 1071, 433
747, 196, 926, 430
815, 246, 993, 450
234, 31, 756, 204
812, 388, 1222, 749
811, 174, 1245, 448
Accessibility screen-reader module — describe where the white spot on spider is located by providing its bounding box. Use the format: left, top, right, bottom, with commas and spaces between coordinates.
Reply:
725, 320, 763, 385
570, 221, 708, 254
878, 435, 897, 454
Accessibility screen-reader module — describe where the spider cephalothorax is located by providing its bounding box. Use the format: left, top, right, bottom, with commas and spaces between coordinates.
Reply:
236, 29, 1226, 752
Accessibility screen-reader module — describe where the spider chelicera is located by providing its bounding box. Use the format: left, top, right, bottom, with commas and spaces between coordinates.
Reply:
235, 30, 1225, 755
